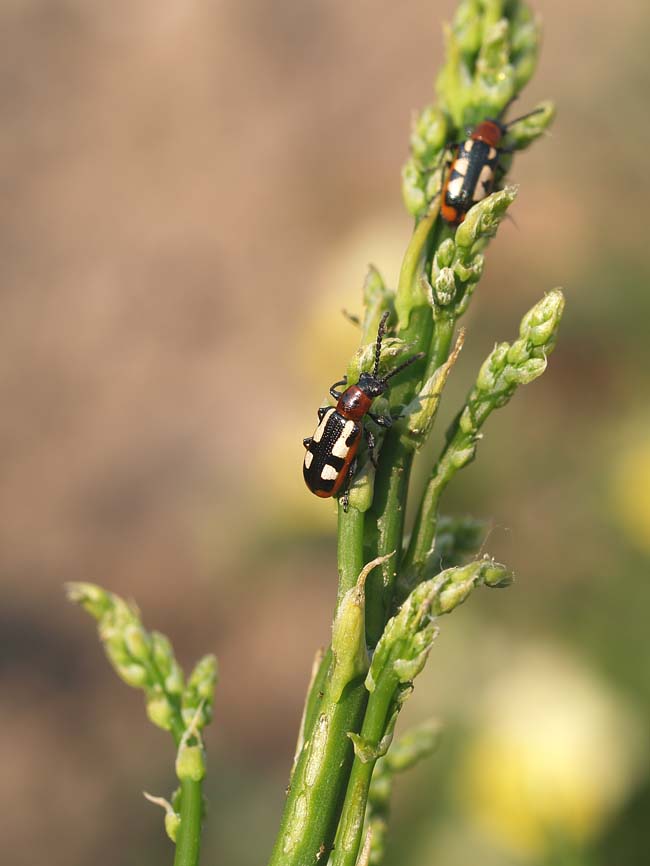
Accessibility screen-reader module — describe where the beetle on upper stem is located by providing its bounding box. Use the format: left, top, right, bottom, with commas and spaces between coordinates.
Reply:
440, 106, 544, 225
303, 311, 424, 511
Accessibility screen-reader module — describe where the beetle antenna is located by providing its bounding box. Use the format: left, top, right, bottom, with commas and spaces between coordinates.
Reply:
373, 311, 391, 378
380, 352, 426, 384
497, 96, 518, 121
504, 107, 545, 129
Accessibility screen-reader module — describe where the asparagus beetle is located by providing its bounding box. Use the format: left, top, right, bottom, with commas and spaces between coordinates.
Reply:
441, 107, 543, 225
303, 312, 424, 509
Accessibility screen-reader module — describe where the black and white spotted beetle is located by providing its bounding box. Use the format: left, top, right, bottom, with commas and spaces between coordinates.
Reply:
441, 107, 544, 225
303, 312, 424, 509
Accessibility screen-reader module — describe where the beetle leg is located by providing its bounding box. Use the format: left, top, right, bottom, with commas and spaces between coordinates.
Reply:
369, 412, 392, 428
424, 145, 457, 179
342, 309, 360, 327
492, 153, 512, 190
303, 437, 312, 448
329, 377, 348, 400
364, 428, 378, 469
317, 407, 328, 421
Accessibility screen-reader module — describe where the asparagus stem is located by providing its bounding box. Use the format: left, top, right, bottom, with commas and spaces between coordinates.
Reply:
330, 678, 396, 866
173, 778, 203, 866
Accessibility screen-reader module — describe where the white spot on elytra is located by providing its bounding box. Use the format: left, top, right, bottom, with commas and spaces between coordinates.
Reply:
304, 451, 314, 468
331, 421, 354, 458
321, 464, 339, 481
447, 176, 464, 198
488, 146, 497, 160
479, 164, 493, 184
454, 157, 469, 177
313, 408, 334, 443
474, 164, 493, 200
331, 437, 349, 459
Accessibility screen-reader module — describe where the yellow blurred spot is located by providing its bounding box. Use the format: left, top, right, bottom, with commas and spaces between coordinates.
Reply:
253, 420, 337, 535
296, 214, 410, 387
610, 436, 650, 552
464, 735, 605, 854
459, 646, 645, 858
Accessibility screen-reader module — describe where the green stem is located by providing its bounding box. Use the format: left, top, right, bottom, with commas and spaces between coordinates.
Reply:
394, 204, 440, 331
398, 310, 457, 580
293, 648, 331, 770
173, 778, 203, 866
404, 399, 492, 578
330, 679, 397, 866
403, 459, 452, 577
364, 209, 441, 646
365, 434, 414, 646
428, 310, 456, 377
267, 506, 368, 866
337, 505, 365, 607
288, 506, 365, 794
267, 680, 368, 866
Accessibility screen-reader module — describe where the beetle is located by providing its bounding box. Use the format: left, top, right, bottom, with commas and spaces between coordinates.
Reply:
303, 312, 424, 510
440, 107, 544, 225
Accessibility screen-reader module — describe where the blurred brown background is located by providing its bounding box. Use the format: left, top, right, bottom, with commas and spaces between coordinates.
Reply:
2, 2, 649, 865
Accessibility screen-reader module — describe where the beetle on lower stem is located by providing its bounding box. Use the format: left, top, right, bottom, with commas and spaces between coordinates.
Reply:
303, 312, 424, 511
